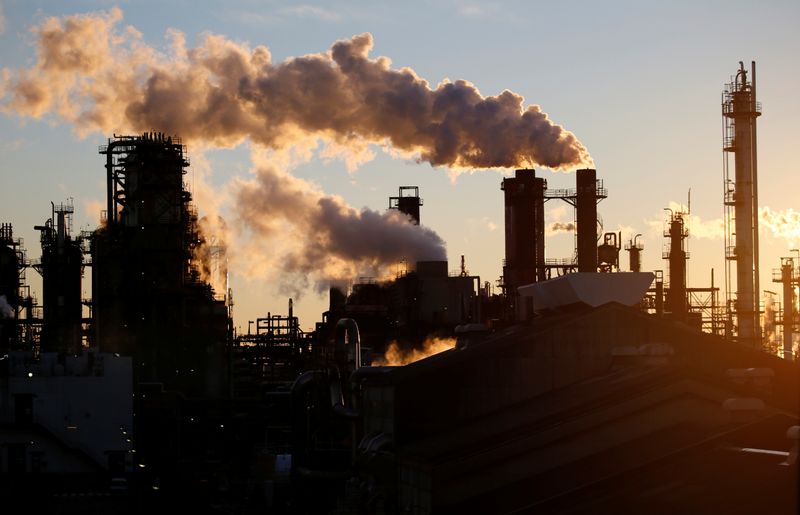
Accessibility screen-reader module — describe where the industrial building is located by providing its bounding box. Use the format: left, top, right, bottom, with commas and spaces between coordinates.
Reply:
0, 61, 797, 513
93, 133, 230, 397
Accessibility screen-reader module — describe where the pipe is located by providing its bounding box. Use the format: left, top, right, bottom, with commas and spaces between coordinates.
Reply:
335, 318, 361, 372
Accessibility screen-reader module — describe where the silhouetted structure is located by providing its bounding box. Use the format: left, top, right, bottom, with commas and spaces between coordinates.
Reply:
501, 169, 546, 303
34, 201, 84, 355
0, 224, 21, 352
772, 257, 798, 360
723, 61, 762, 346
93, 133, 229, 397
389, 186, 423, 225
576, 168, 601, 272
597, 232, 622, 272
664, 209, 688, 322
625, 234, 644, 272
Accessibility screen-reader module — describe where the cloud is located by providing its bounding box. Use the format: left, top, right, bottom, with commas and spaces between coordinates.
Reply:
459, 5, 485, 17
0, 4, 6, 35
280, 5, 342, 21
1, 138, 24, 152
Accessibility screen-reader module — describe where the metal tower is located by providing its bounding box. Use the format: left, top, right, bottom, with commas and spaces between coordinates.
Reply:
722, 61, 762, 347
772, 257, 798, 360
389, 186, 423, 225
663, 209, 689, 322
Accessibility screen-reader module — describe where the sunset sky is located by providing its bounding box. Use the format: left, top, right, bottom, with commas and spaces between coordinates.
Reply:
1, 1, 798, 332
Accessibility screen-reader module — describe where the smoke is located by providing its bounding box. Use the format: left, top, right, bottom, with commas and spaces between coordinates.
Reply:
233, 152, 446, 294
0, 8, 592, 171
760, 207, 800, 248
0, 8, 593, 293
193, 215, 229, 299
0, 295, 14, 319
547, 221, 575, 235
374, 336, 455, 366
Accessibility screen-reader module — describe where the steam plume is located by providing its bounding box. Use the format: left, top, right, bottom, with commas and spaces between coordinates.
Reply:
0, 8, 592, 170
547, 221, 575, 235
0, 8, 591, 292
760, 207, 800, 248
234, 156, 445, 293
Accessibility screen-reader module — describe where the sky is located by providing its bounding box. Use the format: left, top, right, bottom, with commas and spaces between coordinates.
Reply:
0, 1, 798, 333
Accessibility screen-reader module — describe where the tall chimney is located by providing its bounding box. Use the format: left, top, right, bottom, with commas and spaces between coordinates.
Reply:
576, 169, 599, 273
502, 169, 546, 301
389, 186, 422, 225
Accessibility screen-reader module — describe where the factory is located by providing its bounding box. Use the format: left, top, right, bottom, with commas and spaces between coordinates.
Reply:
0, 62, 797, 514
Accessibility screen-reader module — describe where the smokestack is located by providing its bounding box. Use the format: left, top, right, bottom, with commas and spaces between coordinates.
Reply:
576, 169, 600, 273
502, 169, 546, 302
389, 186, 422, 225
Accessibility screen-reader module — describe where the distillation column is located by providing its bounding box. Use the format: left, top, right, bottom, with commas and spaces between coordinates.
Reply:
665, 213, 688, 322
723, 61, 762, 346
773, 258, 796, 360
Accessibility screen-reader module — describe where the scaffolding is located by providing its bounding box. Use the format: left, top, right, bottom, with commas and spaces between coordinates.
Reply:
233, 303, 309, 392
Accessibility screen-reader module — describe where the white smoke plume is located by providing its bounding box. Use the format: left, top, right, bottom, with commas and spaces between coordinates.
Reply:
233, 152, 446, 294
760, 207, 800, 248
0, 295, 14, 319
0, 8, 592, 171
0, 8, 591, 292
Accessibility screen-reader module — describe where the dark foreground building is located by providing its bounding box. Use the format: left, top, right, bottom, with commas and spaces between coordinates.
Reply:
336, 302, 798, 514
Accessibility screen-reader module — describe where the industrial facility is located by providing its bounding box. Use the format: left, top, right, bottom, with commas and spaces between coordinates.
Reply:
0, 62, 797, 514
